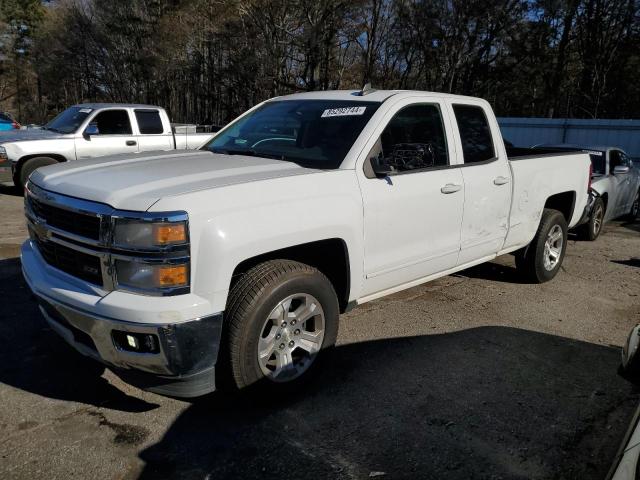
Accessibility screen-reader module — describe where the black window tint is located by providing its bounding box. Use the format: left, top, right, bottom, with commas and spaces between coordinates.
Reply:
453, 105, 495, 163
378, 104, 449, 172
135, 110, 164, 134
609, 150, 622, 173
91, 110, 132, 135
587, 152, 606, 174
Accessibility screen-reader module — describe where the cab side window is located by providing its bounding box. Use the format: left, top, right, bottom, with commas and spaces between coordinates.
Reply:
135, 110, 164, 134
453, 104, 495, 163
373, 104, 449, 173
90, 110, 132, 135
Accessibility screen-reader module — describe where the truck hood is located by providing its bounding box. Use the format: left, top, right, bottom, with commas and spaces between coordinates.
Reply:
0, 128, 68, 144
30, 150, 323, 211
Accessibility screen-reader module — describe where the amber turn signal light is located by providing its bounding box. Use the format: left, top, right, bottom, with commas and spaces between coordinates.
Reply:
156, 265, 188, 287
153, 223, 186, 245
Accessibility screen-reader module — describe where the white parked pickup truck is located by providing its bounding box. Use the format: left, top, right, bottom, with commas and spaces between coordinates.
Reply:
21, 89, 591, 397
0, 103, 215, 188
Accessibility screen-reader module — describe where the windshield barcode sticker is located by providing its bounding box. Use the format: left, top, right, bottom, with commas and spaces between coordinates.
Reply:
79, 108, 93, 113
321, 106, 366, 118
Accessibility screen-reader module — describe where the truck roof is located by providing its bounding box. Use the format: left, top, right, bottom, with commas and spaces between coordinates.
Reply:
272, 89, 487, 104
74, 103, 162, 109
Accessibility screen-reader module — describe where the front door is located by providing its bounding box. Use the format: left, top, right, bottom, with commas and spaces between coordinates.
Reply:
358, 101, 465, 297
75, 109, 139, 159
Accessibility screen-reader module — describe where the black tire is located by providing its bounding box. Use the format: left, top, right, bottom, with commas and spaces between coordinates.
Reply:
17, 156, 58, 189
578, 196, 605, 241
222, 260, 339, 390
515, 208, 568, 283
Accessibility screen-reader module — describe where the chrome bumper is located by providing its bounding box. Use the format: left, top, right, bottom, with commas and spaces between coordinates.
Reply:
32, 290, 223, 398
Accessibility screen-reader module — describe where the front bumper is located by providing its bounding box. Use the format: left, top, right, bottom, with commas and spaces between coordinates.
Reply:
22, 241, 224, 398
0, 157, 13, 183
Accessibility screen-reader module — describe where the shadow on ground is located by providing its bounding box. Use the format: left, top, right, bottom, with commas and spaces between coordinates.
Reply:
139, 329, 637, 479
0, 182, 21, 196
2, 256, 639, 479
454, 259, 528, 284
612, 258, 640, 269
0, 257, 158, 412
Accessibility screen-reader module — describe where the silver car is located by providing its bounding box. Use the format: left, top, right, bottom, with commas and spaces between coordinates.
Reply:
540, 145, 640, 240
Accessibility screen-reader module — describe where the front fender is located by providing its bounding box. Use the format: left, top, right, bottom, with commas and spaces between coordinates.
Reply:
150, 170, 364, 313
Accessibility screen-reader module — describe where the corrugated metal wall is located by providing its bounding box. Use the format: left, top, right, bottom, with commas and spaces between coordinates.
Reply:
498, 118, 640, 160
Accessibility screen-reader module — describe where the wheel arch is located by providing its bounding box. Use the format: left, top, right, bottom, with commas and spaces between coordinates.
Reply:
229, 238, 351, 313
544, 191, 576, 224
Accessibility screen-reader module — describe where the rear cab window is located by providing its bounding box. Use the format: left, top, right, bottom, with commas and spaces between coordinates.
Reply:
135, 110, 164, 134
452, 104, 496, 163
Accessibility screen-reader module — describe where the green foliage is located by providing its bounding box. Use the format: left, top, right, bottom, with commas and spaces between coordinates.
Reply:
0, 0, 638, 124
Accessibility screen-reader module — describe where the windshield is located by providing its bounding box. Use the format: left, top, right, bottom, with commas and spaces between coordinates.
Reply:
204, 100, 381, 169
581, 150, 606, 174
44, 106, 92, 134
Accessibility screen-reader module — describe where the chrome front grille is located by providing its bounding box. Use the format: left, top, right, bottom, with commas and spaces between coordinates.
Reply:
30, 230, 103, 285
24, 182, 190, 296
27, 195, 101, 240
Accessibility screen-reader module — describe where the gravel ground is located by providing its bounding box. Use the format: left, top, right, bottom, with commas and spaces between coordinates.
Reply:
0, 183, 639, 479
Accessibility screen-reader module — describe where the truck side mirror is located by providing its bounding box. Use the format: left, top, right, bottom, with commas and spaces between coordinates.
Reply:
84, 123, 99, 138
613, 165, 630, 175
370, 156, 393, 178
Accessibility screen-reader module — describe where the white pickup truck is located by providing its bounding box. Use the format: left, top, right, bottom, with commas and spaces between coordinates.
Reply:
0, 103, 215, 188
21, 89, 591, 397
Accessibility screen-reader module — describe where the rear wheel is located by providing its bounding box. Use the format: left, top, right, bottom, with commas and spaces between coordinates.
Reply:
516, 208, 568, 283
578, 196, 605, 241
223, 260, 339, 390
17, 156, 58, 188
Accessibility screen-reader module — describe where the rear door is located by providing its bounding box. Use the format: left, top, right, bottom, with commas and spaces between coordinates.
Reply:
134, 109, 174, 152
358, 98, 465, 297
75, 109, 139, 159
448, 102, 512, 266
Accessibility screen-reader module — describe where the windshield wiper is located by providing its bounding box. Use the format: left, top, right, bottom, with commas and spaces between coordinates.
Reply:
44, 126, 64, 133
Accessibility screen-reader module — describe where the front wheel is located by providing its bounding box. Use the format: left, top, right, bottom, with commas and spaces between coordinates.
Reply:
223, 260, 339, 390
16, 156, 58, 189
516, 208, 568, 283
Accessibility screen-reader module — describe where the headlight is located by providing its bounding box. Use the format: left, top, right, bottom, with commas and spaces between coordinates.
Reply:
112, 212, 190, 295
113, 218, 188, 249
0, 146, 7, 162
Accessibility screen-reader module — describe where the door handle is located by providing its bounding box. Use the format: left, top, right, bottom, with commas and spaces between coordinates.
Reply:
126, 140, 137, 146
493, 176, 510, 186
441, 183, 462, 194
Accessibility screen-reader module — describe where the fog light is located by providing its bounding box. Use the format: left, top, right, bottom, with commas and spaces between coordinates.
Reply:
126, 334, 138, 349
112, 331, 160, 354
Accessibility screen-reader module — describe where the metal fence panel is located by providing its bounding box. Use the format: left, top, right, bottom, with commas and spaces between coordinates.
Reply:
498, 117, 640, 160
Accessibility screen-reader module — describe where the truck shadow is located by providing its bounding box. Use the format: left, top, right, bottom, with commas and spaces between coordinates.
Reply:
454, 259, 529, 284
0, 257, 158, 412
138, 327, 638, 480
0, 182, 21, 196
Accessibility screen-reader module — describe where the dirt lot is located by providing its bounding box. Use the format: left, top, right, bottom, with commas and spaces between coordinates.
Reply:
1, 183, 639, 479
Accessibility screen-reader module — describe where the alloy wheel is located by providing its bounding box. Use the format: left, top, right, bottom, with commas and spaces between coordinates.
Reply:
543, 224, 563, 271
257, 293, 325, 382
